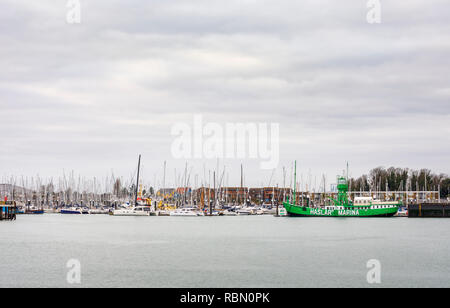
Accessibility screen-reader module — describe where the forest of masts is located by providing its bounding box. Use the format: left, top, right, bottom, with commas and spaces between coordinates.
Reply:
1, 164, 449, 207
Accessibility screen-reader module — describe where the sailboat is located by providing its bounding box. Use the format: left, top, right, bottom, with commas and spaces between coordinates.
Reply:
113, 155, 151, 217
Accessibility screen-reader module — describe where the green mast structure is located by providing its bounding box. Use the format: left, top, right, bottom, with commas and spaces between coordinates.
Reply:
333, 176, 350, 207
331, 162, 351, 207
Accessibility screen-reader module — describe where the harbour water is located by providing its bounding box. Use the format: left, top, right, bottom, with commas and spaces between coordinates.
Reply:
0, 215, 449, 288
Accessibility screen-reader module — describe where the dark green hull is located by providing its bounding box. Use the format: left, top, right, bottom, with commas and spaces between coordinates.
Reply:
283, 203, 399, 217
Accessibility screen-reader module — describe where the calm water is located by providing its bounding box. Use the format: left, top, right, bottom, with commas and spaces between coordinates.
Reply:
0, 215, 449, 288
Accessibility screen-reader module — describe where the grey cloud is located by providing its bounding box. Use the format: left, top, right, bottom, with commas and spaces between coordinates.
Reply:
1, 0, 449, 187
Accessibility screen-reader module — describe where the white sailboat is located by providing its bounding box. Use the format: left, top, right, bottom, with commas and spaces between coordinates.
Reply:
112, 155, 151, 217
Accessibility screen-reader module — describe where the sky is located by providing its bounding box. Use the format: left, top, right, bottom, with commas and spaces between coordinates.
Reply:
1, 0, 449, 190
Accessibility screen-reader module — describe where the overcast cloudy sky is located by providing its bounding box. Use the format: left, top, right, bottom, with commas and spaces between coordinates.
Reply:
1, 1, 449, 188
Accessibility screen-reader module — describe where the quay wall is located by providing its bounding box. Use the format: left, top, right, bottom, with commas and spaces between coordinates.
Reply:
408, 203, 450, 218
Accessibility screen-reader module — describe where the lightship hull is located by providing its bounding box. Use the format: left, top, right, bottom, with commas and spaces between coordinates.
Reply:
283, 203, 398, 217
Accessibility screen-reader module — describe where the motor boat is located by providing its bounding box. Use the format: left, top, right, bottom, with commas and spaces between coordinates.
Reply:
170, 208, 203, 217
89, 207, 110, 214
236, 207, 254, 216
112, 206, 151, 216
222, 210, 237, 216
153, 210, 170, 216
60, 207, 84, 214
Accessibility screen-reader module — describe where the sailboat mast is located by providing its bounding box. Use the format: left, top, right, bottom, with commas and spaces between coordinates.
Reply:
135, 154, 141, 206
346, 162, 349, 181
163, 161, 166, 191
293, 160, 297, 206
211, 171, 215, 215
240, 164, 243, 188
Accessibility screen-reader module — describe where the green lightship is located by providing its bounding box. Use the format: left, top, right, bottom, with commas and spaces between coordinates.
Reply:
283, 162, 400, 217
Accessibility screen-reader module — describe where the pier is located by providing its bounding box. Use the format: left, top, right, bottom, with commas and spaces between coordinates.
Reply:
0, 201, 17, 221
408, 203, 450, 218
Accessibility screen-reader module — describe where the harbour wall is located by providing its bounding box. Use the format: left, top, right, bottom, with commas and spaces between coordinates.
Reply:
408, 203, 450, 218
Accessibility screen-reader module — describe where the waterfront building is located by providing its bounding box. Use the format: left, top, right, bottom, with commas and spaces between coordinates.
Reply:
221, 187, 247, 204
193, 187, 215, 208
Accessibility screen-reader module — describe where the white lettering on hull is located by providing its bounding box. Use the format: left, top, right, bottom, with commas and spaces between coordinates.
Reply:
308, 208, 360, 216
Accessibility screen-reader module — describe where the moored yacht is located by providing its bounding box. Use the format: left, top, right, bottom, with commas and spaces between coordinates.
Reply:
112, 155, 151, 217
112, 206, 151, 216
60, 207, 84, 214
236, 207, 254, 216
89, 207, 110, 214
170, 207, 203, 216
222, 209, 237, 216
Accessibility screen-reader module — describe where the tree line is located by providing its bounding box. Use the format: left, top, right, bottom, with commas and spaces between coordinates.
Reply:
349, 167, 450, 198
